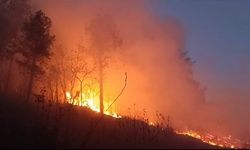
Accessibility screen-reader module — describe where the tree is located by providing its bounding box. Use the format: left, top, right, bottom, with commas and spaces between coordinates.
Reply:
0, 0, 30, 54
0, 0, 30, 93
20, 10, 55, 101
70, 47, 96, 105
85, 14, 122, 114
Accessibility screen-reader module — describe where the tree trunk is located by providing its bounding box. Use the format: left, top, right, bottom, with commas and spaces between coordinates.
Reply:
56, 79, 58, 104
26, 56, 36, 101
99, 57, 104, 115
4, 56, 14, 94
80, 80, 82, 103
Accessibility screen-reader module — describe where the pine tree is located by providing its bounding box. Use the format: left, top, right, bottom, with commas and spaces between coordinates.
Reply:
20, 10, 55, 101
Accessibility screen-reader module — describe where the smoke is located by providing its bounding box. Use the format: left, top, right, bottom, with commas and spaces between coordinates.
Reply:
32, 0, 249, 141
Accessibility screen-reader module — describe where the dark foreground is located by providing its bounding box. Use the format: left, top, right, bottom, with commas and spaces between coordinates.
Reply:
0, 94, 219, 149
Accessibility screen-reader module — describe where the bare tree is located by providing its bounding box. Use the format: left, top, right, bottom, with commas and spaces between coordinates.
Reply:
49, 42, 96, 105
53, 45, 68, 103
68, 44, 96, 105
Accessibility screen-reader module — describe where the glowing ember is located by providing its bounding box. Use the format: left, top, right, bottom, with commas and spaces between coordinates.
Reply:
66, 91, 121, 118
176, 130, 245, 148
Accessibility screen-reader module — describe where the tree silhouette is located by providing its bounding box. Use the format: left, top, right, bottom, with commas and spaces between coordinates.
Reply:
0, 0, 30, 93
85, 14, 122, 114
19, 10, 55, 101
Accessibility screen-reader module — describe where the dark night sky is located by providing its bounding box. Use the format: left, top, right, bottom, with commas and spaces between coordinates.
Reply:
152, 0, 250, 102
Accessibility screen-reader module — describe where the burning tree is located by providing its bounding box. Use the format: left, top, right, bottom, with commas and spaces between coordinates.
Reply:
85, 14, 123, 114
66, 44, 96, 104
45, 42, 97, 105
19, 10, 55, 101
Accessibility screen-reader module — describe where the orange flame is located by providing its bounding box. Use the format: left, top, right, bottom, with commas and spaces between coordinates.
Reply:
176, 129, 246, 148
66, 91, 121, 118
66, 91, 248, 148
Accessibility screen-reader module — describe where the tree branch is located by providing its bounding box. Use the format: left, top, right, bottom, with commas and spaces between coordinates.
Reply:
105, 72, 127, 112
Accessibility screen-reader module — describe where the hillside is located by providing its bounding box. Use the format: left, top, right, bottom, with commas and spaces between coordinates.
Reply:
0, 94, 219, 149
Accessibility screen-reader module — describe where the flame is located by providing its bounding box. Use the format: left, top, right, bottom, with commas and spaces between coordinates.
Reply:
66, 91, 248, 148
149, 122, 154, 126
65, 91, 121, 118
66, 92, 71, 100
176, 129, 246, 148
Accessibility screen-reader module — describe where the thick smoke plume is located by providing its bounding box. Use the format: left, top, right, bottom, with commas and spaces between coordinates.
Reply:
32, 0, 249, 141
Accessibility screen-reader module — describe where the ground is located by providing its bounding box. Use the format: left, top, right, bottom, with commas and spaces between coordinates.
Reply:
0, 94, 219, 149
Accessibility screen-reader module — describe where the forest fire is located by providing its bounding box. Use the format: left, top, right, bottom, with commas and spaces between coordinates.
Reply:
1, 0, 249, 149
65, 91, 122, 118
66, 88, 242, 148
176, 129, 244, 148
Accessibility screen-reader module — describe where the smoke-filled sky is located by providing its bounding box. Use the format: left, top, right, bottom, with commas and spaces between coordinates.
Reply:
152, 0, 250, 102
31, 0, 250, 141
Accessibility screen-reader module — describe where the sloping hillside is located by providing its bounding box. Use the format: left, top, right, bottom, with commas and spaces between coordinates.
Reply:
0, 94, 219, 149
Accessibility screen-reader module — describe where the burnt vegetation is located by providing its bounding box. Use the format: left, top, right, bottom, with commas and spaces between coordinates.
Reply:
0, 0, 219, 149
